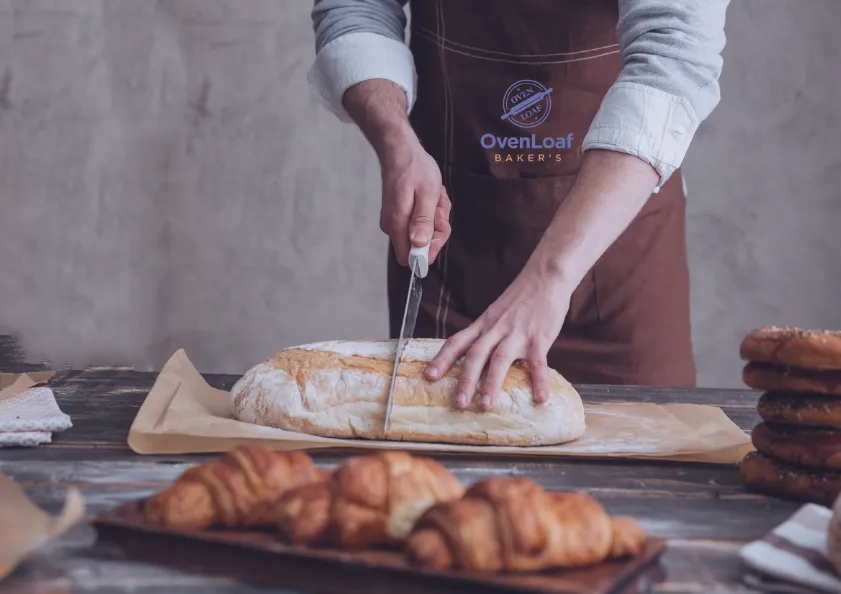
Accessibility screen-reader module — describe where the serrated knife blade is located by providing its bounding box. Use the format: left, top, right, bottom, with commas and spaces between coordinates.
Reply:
383, 243, 429, 437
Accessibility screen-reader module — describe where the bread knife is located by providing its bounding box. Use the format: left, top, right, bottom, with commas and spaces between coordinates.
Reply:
383, 243, 430, 437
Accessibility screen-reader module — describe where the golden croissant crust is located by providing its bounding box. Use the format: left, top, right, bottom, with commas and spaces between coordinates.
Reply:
405, 477, 646, 572
144, 445, 325, 530
275, 451, 464, 548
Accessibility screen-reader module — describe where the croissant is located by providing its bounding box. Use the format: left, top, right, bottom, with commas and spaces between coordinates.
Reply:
145, 445, 326, 530
405, 477, 646, 572
275, 451, 464, 548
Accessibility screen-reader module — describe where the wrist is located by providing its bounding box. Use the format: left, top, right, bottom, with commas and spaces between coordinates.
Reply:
526, 243, 582, 300
524, 150, 657, 297
373, 121, 419, 165
342, 79, 418, 163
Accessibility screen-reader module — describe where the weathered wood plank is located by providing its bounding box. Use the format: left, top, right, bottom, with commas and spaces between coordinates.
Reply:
0, 334, 26, 367
0, 538, 761, 594
42, 368, 761, 447
0, 334, 56, 374
4, 445, 789, 542
0, 447, 212, 464
51, 369, 761, 408
581, 385, 759, 408
56, 367, 761, 406
713, 408, 758, 433
1, 578, 285, 594
46, 369, 240, 445
14, 479, 798, 542
1, 455, 750, 495
650, 540, 755, 594
1, 539, 288, 594
0, 369, 771, 593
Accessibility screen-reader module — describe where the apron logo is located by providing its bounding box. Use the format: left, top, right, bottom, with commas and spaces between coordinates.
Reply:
501, 80, 552, 129
479, 79, 573, 164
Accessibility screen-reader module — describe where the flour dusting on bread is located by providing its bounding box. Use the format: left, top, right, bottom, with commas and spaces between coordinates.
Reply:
231, 339, 585, 447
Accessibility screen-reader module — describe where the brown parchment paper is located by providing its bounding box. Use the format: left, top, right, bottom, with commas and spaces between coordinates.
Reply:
0, 473, 85, 582
0, 371, 55, 402
127, 350, 753, 464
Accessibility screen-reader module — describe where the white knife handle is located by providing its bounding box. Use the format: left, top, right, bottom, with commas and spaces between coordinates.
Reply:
409, 243, 430, 279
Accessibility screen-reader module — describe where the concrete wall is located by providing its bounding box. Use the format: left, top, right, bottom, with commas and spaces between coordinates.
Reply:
684, 0, 841, 386
1, 0, 839, 387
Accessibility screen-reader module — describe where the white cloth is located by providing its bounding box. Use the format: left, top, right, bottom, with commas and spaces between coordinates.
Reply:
307, 32, 417, 125
740, 504, 841, 594
0, 430, 52, 447
0, 386, 72, 447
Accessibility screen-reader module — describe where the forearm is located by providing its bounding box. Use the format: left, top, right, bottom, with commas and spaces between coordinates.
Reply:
342, 79, 419, 163
529, 150, 658, 291
583, 0, 729, 187
344, 79, 448, 261
309, 0, 415, 123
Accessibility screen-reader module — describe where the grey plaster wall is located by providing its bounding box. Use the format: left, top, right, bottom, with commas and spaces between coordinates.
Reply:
0, 0, 839, 387
684, 0, 841, 387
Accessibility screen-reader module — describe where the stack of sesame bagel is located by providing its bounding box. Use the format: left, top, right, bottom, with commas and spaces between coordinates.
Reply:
739, 326, 841, 506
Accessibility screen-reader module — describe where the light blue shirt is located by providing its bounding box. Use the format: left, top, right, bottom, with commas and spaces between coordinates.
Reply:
308, 0, 730, 189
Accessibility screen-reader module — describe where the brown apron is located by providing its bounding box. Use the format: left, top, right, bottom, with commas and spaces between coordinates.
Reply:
387, 0, 696, 387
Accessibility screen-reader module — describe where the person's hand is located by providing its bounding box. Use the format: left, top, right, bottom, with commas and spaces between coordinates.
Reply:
340, 79, 451, 264
424, 262, 572, 411
379, 140, 451, 265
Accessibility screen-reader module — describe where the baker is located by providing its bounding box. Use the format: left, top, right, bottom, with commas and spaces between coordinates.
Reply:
308, 0, 729, 410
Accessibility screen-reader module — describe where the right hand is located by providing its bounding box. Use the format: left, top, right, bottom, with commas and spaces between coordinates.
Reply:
379, 140, 452, 267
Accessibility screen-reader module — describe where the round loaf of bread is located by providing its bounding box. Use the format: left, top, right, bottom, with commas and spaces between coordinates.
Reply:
743, 363, 841, 396
740, 451, 841, 507
740, 326, 841, 370
230, 339, 586, 446
757, 392, 841, 428
751, 422, 841, 470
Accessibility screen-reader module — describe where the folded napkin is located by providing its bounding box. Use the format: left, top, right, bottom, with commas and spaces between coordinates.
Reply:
0, 384, 72, 447
740, 503, 841, 594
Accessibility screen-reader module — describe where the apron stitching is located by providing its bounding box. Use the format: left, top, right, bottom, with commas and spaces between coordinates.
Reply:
431, 0, 451, 340
430, 0, 443, 339
439, 3, 455, 340
413, 29, 620, 65
413, 25, 619, 58
408, 3, 694, 385
593, 263, 603, 322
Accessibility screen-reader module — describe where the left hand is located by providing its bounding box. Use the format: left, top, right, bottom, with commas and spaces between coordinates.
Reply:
424, 262, 573, 411
421, 150, 658, 411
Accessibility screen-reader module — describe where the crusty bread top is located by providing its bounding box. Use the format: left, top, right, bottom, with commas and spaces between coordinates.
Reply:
740, 326, 841, 371
231, 339, 585, 446
295, 339, 444, 361
269, 338, 572, 399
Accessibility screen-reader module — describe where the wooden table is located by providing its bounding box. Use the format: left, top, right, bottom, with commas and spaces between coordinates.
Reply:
0, 365, 799, 594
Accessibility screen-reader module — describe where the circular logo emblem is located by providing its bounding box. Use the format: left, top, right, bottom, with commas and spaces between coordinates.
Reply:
501, 80, 553, 129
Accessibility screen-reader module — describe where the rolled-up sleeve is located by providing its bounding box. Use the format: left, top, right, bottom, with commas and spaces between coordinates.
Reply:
582, 0, 730, 189
308, 0, 415, 123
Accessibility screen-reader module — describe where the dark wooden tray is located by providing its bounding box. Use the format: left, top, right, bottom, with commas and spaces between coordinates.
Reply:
92, 501, 667, 594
